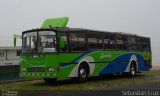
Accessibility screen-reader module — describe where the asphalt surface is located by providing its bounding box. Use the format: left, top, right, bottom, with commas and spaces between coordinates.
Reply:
105, 81, 160, 90
5, 81, 159, 96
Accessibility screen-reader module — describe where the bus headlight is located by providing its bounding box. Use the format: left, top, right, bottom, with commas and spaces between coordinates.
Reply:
21, 67, 26, 72
48, 67, 55, 72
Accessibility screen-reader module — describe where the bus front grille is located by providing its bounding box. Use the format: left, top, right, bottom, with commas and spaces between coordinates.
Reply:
28, 67, 45, 72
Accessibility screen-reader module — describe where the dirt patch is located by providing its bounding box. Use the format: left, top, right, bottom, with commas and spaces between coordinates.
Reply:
151, 66, 160, 70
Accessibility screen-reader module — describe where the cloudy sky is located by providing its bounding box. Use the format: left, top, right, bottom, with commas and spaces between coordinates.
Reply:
0, 0, 159, 65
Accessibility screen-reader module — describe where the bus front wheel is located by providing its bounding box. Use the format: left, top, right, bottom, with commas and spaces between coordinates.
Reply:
77, 65, 88, 83
43, 78, 57, 84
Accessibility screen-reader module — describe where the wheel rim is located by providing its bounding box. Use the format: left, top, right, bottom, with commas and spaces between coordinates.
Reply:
131, 66, 135, 76
79, 68, 86, 78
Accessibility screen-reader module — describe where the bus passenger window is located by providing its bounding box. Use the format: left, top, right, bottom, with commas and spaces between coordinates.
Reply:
58, 33, 68, 52
69, 32, 86, 51
115, 35, 127, 50
137, 37, 141, 51
87, 33, 102, 50
103, 34, 115, 49
127, 36, 137, 50
141, 38, 151, 52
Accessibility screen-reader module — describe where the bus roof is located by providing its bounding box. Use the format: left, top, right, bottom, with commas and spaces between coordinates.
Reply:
22, 27, 150, 38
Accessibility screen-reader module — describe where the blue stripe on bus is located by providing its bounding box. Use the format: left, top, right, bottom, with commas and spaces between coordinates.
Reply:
60, 63, 72, 68
71, 50, 95, 63
60, 50, 96, 68
99, 53, 146, 74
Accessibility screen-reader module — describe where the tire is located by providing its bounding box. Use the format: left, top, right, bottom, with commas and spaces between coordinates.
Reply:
129, 64, 136, 78
77, 65, 88, 83
43, 78, 57, 84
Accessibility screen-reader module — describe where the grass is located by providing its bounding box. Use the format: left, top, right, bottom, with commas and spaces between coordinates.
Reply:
0, 70, 160, 91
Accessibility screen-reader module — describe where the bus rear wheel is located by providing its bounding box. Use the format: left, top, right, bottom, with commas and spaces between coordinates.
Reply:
43, 78, 57, 84
122, 63, 136, 78
77, 65, 88, 83
129, 64, 136, 78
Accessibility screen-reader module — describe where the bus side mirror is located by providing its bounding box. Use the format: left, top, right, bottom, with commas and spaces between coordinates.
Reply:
59, 36, 65, 49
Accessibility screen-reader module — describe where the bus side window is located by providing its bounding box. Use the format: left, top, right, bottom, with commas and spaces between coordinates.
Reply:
103, 34, 115, 49
116, 35, 127, 50
69, 32, 86, 51
137, 37, 141, 51
141, 38, 151, 52
127, 36, 137, 50
87, 32, 103, 50
58, 33, 68, 52
122, 36, 128, 50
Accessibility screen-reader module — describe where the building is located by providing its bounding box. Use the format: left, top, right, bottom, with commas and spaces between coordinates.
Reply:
0, 46, 21, 81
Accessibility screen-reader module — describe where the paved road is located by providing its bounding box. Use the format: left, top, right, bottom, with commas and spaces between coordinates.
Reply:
15, 81, 160, 96
105, 81, 160, 90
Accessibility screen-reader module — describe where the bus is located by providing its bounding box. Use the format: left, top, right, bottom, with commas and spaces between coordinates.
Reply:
20, 27, 152, 83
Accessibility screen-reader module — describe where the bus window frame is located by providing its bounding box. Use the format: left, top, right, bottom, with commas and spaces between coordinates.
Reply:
141, 37, 151, 52
103, 33, 116, 50
68, 31, 87, 52
86, 31, 103, 50
57, 32, 69, 52
115, 34, 128, 51
127, 35, 137, 51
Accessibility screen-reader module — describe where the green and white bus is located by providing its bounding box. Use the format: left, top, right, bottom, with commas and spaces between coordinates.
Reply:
20, 27, 152, 83
20, 18, 152, 83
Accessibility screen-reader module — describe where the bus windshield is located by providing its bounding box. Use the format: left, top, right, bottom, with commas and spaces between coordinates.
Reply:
22, 31, 57, 54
